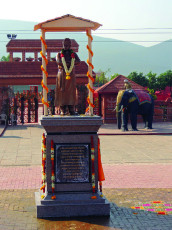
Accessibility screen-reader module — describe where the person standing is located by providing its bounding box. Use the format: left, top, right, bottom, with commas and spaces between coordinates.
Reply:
124, 79, 132, 91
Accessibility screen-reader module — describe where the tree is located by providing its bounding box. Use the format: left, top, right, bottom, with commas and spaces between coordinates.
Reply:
146, 71, 158, 91
0, 54, 10, 62
110, 73, 119, 80
94, 69, 110, 87
157, 70, 172, 93
127, 71, 148, 87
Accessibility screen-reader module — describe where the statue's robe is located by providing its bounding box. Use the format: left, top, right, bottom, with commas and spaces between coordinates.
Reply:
55, 50, 80, 107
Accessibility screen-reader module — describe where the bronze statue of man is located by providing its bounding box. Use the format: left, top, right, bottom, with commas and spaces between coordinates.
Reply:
55, 38, 80, 115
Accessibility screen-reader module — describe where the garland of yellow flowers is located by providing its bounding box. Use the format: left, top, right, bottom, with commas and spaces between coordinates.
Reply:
40, 133, 46, 198
61, 49, 75, 80
91, 136, 97, 199
40, 36, 49, 108
51, 140, 56, 200
86, 30, 95, 113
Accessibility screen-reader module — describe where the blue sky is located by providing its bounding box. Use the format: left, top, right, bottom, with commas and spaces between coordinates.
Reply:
1, 0, 172, 46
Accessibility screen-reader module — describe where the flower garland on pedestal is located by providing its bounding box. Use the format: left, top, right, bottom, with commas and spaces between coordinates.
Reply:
51, 140, 56, 200
61, 49, 75, 80
98, 137, 105, 197
91, 136, 97, 199
40, 133, 46, 199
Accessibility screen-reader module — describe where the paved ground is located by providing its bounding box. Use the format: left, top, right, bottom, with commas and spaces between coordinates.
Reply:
0, 122, 172, 229
99, 122, 172, 135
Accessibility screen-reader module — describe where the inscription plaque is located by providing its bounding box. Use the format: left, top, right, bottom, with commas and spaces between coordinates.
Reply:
55, 144, 90, 183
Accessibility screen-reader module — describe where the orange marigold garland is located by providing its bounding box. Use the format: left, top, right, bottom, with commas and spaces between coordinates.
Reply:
86, 29, 95, 114
86, 30, 93, 42
40, 36, 47, 49
51, 140, 56, 200
87, 97, 95, 111
40, 133, 46, 194
86, 45, 93, 57
91, 136, 97, 199
40, 36, 49, 108
87, 59, 94, 70
87, 71, 94, 82
87, 83, 95, 94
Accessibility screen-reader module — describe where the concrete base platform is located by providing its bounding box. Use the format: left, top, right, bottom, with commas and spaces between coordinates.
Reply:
35, 191, 110, 218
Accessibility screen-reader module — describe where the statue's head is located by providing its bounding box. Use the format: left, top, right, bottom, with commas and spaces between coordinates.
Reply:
63, 38, 71, 50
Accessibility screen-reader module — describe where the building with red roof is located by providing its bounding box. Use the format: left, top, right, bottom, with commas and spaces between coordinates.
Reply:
94, 75, 147, 123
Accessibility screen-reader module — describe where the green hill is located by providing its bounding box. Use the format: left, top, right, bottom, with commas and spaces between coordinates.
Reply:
0, 19, 171, 76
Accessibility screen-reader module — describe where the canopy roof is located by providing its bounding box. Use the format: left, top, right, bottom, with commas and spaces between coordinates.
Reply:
34, 14, 102, 32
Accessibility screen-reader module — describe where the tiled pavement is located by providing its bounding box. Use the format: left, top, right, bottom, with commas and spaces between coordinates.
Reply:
0, 122, 172, 229
1, 164, 172, 190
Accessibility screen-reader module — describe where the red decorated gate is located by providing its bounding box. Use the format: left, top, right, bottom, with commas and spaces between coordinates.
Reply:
10, 86, 39, 124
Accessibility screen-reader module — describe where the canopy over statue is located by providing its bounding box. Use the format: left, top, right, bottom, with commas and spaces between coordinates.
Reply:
34, 14, 102, 116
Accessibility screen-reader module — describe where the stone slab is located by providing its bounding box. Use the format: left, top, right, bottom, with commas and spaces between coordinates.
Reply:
40, 115, 103, 133
35, 191, 110, 218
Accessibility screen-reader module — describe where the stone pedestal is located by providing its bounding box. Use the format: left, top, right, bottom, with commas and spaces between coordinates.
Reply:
35, 115, 110, 218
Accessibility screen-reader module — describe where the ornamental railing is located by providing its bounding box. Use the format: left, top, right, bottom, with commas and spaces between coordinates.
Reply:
9, 92, 39, 125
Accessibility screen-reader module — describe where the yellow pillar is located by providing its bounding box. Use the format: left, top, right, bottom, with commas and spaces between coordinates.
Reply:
41, 30, 48, 116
